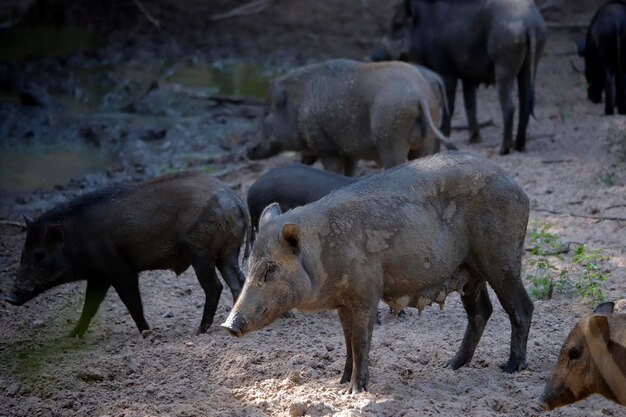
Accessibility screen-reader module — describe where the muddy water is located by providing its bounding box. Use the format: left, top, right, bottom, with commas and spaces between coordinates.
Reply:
0, 144, 111, 193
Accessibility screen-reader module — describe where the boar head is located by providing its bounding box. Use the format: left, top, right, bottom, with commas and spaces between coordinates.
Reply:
538, 302, 619, 411
6, 217, 74, 306
247, 81, 298, 160
222, 203, 313, 337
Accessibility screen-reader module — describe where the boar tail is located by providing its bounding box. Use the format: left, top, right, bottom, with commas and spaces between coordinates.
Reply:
418, 97, 457, 151
527, 30, 538, 119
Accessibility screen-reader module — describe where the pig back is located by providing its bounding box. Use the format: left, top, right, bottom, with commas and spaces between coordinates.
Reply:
286, 152, 528, 291
56, 172, 245, 272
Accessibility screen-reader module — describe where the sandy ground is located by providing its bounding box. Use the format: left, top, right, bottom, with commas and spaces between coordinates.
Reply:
0, 1, 625, 416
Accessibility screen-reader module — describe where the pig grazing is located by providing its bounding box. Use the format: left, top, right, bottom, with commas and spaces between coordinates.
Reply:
380, 0, 547, 155
6, 172, 250, 337
247, 164, 357, 238
539, 302, 626, 411
223, 151, 533, 394
575, 1, 626, 115
247, 59, 455, 176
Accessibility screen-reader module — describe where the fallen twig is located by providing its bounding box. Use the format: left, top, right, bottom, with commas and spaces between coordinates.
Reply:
119, 81, 159, 112
0, 220, 26, 230
451, 119, 494, 131
531, 208, 626, 222
541, 159, 574, 164
529, 132, 556, 141
525, 242, 571, 255
211, 0, 275, 21
604, 204, 626, 211
159, 82, 263, 106
132, 0, 161, 28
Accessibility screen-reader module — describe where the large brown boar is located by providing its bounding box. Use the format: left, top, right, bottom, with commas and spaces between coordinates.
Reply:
222, 151, 533, 394
6, 172, 250, 336
247, 59, 455, 176
539, 302, 626, 411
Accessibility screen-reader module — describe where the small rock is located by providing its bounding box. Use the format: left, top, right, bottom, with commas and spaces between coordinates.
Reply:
289, 402, 307, 417
6, 382, 20, 396
162, 311, 174, 318
325, 344, 335, 352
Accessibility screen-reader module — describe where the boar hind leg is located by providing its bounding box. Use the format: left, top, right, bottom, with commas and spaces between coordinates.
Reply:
441, 76, 458, 137
616, 72, 626, 114
217, 252, 244, 303
113, 277, 150, 335
69, 280, 110, 337
192, 257, 223, 334
515, 60, 533, 152
483, 267, 533, 373
604, 69, 616, 115
338, 305, 378, 394
445, 278, 492, 370
462, 82, 481, 144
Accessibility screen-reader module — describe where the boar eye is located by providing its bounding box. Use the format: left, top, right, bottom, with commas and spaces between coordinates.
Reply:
34, 251, 46, 262
568, 347, 581, 361
263, 262, 277, 282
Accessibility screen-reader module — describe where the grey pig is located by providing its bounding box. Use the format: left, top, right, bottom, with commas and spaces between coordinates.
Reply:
223, 151, 533, 394
247, 58, 455, 176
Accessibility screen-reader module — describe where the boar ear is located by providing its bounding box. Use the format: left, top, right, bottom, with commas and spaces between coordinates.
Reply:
22, 214, 34, 228
587, 315, 611, 345
281, 223, 300, 254
575, 37, 586, 57
259, 203, 282, 229
45, 224, 65, 247
594, 302, 615, 315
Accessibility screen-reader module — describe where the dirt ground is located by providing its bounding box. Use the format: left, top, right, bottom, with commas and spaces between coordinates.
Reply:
0, 1, 625, 416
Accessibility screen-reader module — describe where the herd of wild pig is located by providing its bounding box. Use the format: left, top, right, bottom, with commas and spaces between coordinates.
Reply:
5, 0, 626, 412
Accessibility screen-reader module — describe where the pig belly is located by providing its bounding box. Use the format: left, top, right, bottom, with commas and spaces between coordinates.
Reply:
383, 267, 470, 315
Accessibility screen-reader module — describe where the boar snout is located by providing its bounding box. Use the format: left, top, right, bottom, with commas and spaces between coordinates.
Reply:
537, 385, 575, 412
5, 291, 27, 306
221, 313, 247, 338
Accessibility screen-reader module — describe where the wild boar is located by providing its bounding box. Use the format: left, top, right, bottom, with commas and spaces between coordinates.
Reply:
538, 302, 626, 411
5, 172, 250, 337
222, 151, 533, 394
246, 164, 357, 240
378, 0, 547, 155
575, 1, 626, 115
247, 59, 455, 176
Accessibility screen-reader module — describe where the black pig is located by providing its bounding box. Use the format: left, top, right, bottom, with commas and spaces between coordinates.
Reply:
6, 171, 250, 337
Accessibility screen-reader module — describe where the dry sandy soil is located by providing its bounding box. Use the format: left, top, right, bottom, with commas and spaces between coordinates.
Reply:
0, 1, 625, 416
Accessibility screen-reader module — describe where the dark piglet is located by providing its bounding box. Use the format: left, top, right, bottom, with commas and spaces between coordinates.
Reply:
538, 302, 626, 411
223, 151, 533, 394
576, 1, 626, 115
6, 171, 250, 337
246, 164, 357, 238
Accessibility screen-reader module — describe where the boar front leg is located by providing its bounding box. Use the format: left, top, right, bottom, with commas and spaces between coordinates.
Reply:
338, 304, 378, 394
69, 279, 110, 337
192, 257, 223, 334
217, 252, 244, 303
113, 276, 150, 335
462, 81, 481, 143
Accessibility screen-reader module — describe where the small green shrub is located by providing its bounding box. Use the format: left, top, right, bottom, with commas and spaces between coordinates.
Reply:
525, 223, 610, 306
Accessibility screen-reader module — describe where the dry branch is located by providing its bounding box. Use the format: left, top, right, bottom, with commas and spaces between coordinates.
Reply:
546, 22, 588, 30
531, 208, 626, 222
211, 0, 275, 21
0, 220, 26, 230
541, 159, 574, 164
132, 0, 161, 28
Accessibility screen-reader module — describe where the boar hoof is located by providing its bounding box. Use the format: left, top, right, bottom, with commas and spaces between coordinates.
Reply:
282, 310, 296, 319
501, 357, 526, 373
141, 329, 152, 338
468, 132, 482, 144
498, 146, 510, 156
397, 309, 408, 319
346, 383, 367, 395
443, 358, 465, 370
68, 326, 86, 338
